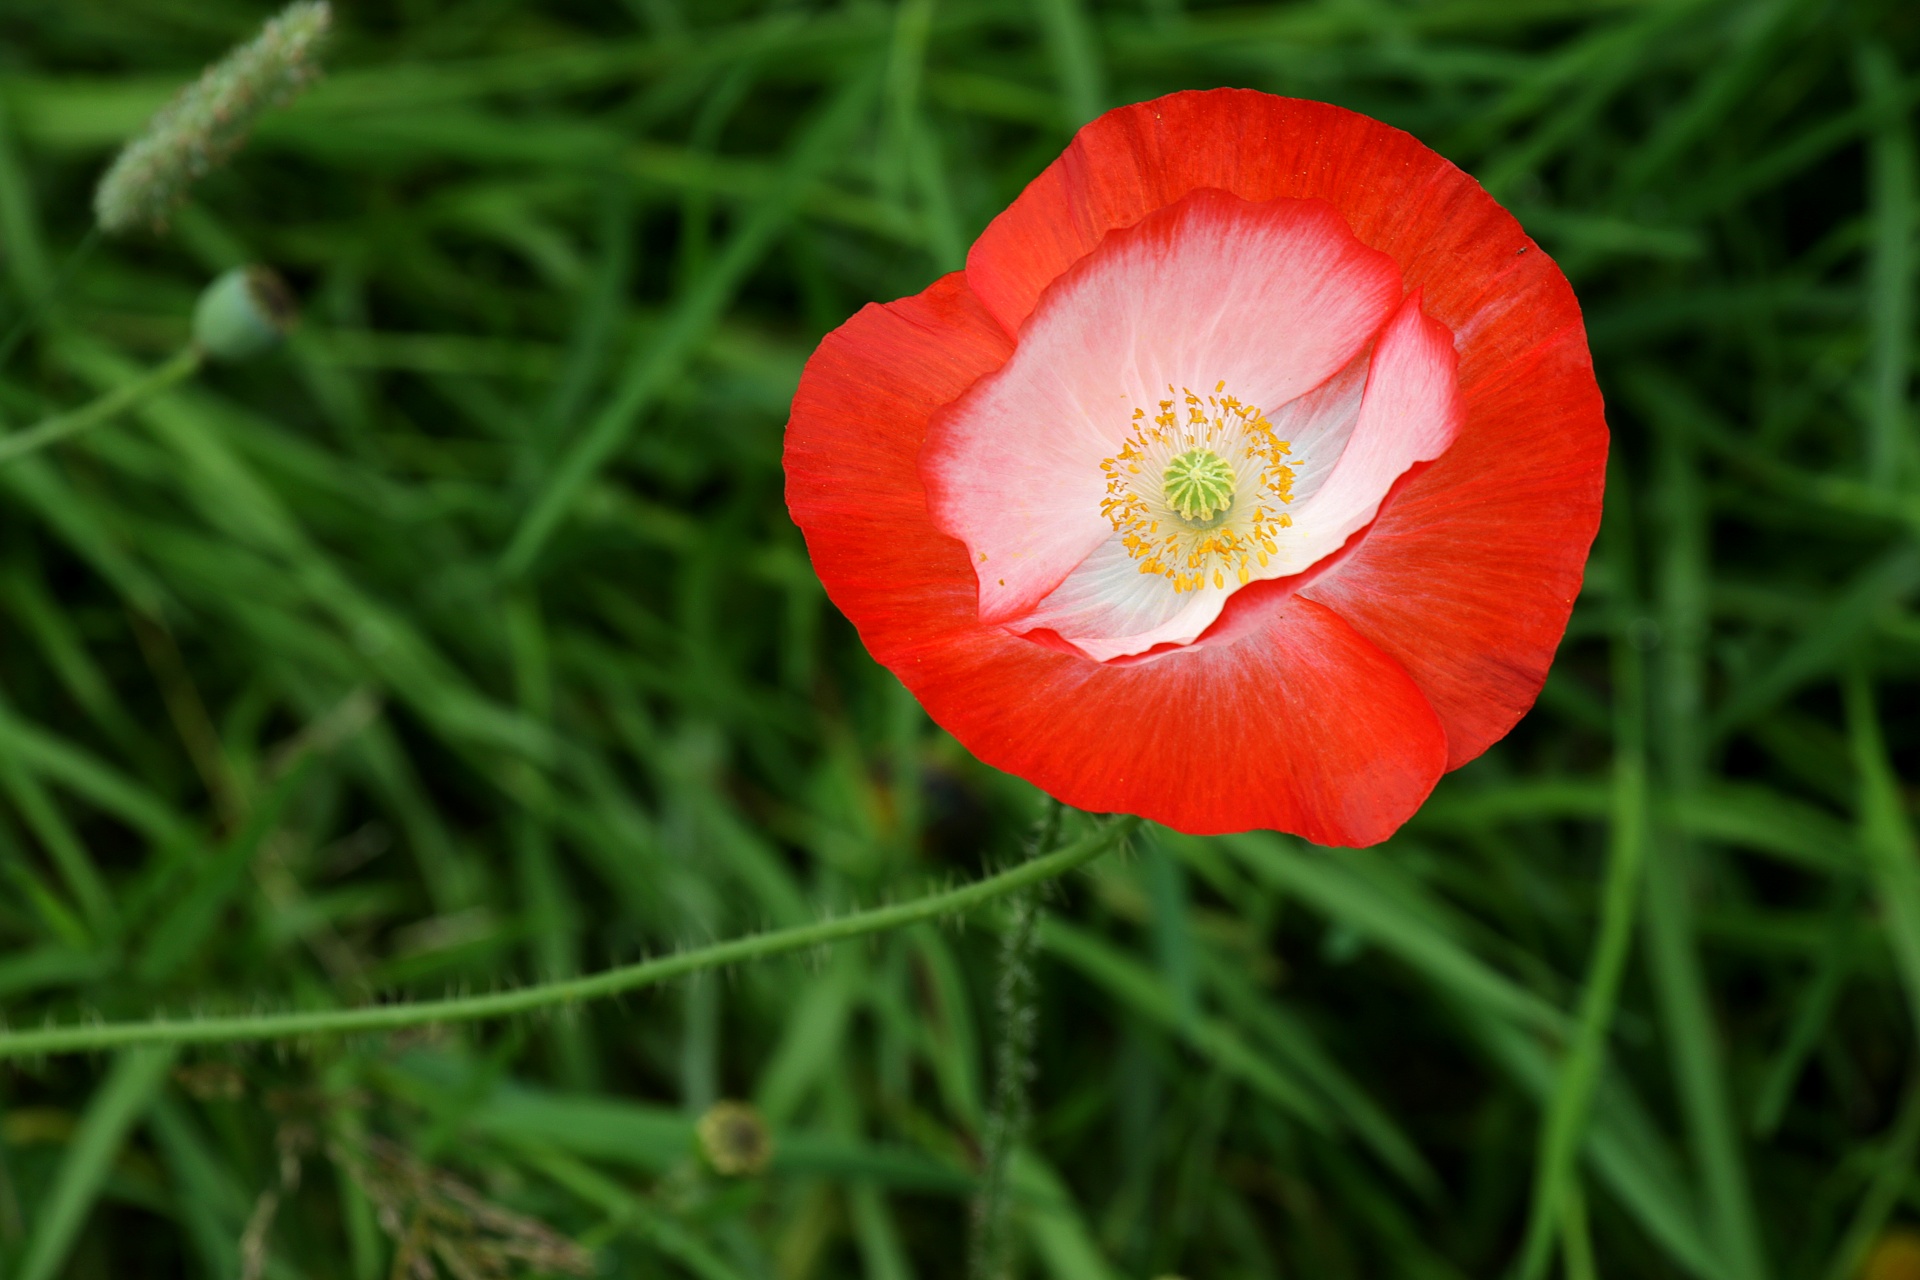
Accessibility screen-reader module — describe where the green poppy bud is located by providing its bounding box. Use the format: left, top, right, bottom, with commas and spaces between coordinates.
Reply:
191, 266, 297, 362
696, 1100, 773, 1176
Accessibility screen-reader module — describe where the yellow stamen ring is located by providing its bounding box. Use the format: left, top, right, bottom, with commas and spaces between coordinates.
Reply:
1098, 383, 1295, 594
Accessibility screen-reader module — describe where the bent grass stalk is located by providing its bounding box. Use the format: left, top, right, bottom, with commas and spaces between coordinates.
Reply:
0, 815, 1135, 1059
0, 347, 202, 468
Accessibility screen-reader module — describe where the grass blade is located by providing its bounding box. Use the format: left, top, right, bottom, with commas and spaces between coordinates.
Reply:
1855, 40, 1916, 492
16, 1046, 177, 1280
1646, 418, 1770, 1280
1516, 668, 1650, 1276
1843, 664, 1920, 1029
500, 69, 881, 577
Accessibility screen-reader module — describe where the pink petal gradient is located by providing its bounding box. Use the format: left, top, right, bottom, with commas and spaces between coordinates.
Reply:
921, 187, 1400, 625
1024, 292, 1463, 661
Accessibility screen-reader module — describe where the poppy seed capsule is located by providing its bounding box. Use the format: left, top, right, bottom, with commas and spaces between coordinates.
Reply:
192, 266, 297, 361
696, 1100, 772, 1176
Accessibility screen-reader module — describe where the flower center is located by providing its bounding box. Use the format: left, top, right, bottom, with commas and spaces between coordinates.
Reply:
1162, 448, 1236, 524
1099, 384, 1295, 594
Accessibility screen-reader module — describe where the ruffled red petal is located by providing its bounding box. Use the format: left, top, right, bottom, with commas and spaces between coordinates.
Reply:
784, 274, 1011, 657
931, 591, 1448, 844
786, 274, 1448, 845
966, 90, 1607, 766
1301, 318, 1604, 768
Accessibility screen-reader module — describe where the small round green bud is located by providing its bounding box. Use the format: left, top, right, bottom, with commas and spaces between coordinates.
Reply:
192, 266, 297, 361
696, 1100, 773, 1176
1163, 447, 1236, 524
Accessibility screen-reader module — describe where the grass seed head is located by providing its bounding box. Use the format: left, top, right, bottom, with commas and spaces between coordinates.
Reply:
94, 1, 333, 236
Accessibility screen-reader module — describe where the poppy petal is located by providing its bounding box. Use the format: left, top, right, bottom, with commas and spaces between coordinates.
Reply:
1021, 291, 1459, 662
923, 186, 1399, 624
1015, 531, 1232, 661
1012, 342, 1370, 664
1301, 316, 1605, 767
789, 89, 1605, 842
786, 273, 1014, 661
966, 88, 1606, 764
967, 91, 1434, 337
1279, 290, 1463, 569
929, 593, 1450, 845
788, 271, 1449, 846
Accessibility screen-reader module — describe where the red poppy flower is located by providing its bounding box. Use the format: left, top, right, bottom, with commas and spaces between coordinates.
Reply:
785, 90, 1606, 846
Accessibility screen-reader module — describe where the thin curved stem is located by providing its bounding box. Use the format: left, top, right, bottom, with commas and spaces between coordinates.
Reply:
0, 345, 202, 469
0, 815, 1135, 1059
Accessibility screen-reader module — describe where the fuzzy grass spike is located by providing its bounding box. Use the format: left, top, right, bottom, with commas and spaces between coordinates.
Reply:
93, 1, 333, 235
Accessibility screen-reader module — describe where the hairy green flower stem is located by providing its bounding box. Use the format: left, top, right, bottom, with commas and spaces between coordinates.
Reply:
0, 816, 1136, 1059
0, 346, 202, 469
969, 802, 1060, 1280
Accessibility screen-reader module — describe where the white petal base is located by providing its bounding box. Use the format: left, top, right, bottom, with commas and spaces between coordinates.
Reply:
1025, 293, 1462, 661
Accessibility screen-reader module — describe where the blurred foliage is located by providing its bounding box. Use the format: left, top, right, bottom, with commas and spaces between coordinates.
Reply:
0, 0, 1917, 1276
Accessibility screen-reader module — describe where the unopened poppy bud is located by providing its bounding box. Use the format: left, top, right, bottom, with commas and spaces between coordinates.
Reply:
696, 1100, 772, 1176
192, 266, 297, 361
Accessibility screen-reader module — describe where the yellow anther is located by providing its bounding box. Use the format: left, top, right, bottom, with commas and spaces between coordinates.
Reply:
1095, 383, 1296, 594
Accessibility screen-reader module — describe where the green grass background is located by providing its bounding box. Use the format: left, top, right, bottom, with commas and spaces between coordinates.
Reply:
0, 0, 1918, 1276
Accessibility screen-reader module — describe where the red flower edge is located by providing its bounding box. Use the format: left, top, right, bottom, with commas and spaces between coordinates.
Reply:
785, 89, 1607, 845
